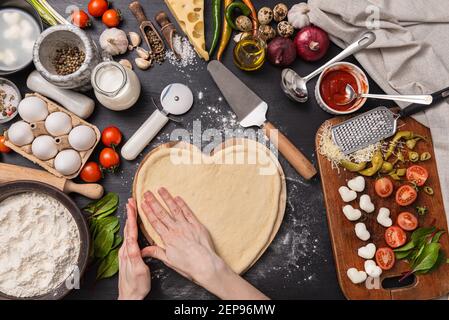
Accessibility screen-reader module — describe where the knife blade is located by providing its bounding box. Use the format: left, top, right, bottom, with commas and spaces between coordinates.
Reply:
207, 61, 317, 180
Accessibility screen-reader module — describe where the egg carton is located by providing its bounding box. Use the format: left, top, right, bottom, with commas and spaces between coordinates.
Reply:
4, 93, 100, 179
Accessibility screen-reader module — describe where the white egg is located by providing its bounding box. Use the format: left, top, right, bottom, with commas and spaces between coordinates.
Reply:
68, 125, 96, 151
54, 149, 82, 175
45, 112, 73, 136
18, 96, 48, 122
31, 135, 58, 160
7, 121, 34, 146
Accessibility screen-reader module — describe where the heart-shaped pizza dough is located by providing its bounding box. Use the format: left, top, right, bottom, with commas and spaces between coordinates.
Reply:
134, 139, 286, 274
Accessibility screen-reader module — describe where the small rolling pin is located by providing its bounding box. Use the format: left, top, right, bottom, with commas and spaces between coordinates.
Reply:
0, 163, 104, 199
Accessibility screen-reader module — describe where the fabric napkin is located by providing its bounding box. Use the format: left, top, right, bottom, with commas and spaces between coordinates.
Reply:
307, 0, 449, 299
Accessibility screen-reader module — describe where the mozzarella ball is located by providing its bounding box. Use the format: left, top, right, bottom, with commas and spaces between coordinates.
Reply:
45, 112, 72, 136
31, 135, 58, 160
18, 96, 48, 122
68, 125, 96, 151
7, 121, 34, 146
54, 149, 81, 175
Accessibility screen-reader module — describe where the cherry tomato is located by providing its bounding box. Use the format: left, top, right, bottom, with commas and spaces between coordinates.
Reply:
80, 162, 102, 183
88, 0, 109, 17
101, 126, 122, 148
102, 9, 121, 27
0, 135, 11, 153
99, 147, 120, 170
406, 165, 428, 187
375, 247, 395, 270
385, 226, 407, 248
395, 185, 418, 207
375, 177, 394, 198
71, 10, 91, 29
397, 212, 418, 231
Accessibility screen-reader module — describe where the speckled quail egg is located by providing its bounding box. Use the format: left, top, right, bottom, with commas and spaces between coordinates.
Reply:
259, 24, 276, 41
31, 135, 58, 160
7, 121, 34, 146
235, 15, 252, 32
68, 125, 96, 151
18, 96, 48, 123
257, 7, 273, 25
45, 112, 72, 136
54, 149, 82, 176
277, 21, 294, 38
273, 3, 289, 22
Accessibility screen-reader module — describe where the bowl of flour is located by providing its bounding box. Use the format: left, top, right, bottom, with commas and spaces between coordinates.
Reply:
0, 181, 89, 300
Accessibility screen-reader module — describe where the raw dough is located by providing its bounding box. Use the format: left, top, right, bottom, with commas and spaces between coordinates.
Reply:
134, 140, 284, 274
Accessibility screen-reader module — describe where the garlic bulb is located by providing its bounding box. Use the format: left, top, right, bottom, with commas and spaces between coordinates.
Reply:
99, 28, 129, 56
288, 3, 311, 29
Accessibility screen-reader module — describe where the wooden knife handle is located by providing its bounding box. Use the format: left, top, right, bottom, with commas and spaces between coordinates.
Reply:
129, 1, 148, 24
64, 180, 104, 200
263, 122, 317, 180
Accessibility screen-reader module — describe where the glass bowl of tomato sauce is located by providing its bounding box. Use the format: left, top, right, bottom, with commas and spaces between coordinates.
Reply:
315, 62, 369, 115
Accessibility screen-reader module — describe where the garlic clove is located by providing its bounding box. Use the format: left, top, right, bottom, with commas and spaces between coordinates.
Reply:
119, 59, 133, 70
135, 58, 151, 70
136, 47, 150, 60
128, 31, 141, 48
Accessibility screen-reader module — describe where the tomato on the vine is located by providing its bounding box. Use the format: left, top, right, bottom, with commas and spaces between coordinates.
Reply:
0, 135, 11, 153
88, 0, 109, 17
102, 9, 121, 27
101, 126, 122, 148
80, 162, 102, 183
99, 147, 120, 171
71, 10, 91, 29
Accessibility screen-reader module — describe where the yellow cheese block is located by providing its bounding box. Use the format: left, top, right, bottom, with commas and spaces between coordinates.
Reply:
164, 0, 209, 61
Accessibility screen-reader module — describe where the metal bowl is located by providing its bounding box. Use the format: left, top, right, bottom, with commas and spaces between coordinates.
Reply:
0, 181, 90, 300
0, 0, 43, 75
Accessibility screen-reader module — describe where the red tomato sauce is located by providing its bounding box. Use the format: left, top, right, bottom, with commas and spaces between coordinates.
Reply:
320, 69, 359, 112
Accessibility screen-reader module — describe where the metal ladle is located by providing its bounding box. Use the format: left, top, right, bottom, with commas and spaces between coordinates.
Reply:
281, 32, 376, 103
336, 84, 433, 106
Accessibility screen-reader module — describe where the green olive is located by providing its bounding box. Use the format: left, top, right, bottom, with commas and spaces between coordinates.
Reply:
420, 152, 431, 161
408, 151, 419, 162
424, 186, 434, 195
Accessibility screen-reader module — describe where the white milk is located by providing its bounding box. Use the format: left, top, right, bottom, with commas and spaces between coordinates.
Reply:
92, 61, 141, 111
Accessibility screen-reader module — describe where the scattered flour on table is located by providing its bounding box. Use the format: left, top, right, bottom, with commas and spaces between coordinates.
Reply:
0, 192, 80, 298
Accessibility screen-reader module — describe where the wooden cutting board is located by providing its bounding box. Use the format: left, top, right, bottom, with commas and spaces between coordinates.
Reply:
316, 115, 449, 300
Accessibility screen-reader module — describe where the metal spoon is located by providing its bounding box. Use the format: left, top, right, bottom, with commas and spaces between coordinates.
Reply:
281, 32, 376, 103
337, 84, 433, 106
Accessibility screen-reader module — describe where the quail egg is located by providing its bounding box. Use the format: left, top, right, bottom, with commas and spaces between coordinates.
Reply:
31, 135, 58, 160
235, 15, 253, 32
258, 7, 273, 25
54, 149, 82, 176
7, 121, 34, 146
259, 24, 276, 41
273, 3, 289, 22
68, 125, 96, 151
18, 96, 48, 123
277, 21, 294, 38
45, 112, 72, 136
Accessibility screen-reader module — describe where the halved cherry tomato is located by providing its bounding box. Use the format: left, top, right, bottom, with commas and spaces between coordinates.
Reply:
406, 165, 428, 187
88, 0, 109, 17
80, 162, 102, 183
0, 135, 11, 153
375, 177, 394, 198
99, 147, 120, 171
397, 212, 418, 231
395, 185, 418, 207
101, 126, 122, 148
385, 226, 407, 248
102, 8, 121, 28
71, 10, 91, 29
375, 247, 395, 270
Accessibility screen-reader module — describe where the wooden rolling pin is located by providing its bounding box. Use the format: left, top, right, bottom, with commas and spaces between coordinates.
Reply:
0, 163, 104, 199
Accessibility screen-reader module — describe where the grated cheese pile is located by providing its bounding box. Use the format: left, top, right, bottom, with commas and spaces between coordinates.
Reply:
317, 121, 380, 172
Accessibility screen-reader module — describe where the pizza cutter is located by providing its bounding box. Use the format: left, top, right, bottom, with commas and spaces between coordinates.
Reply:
121, 83, 193, 160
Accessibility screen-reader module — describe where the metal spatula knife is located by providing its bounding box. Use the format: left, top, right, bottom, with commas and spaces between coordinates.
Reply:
332, 86, 449, 154
207, 61, 317, 180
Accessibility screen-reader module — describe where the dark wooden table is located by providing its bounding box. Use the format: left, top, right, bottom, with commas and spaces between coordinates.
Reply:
1, 0, 386, 300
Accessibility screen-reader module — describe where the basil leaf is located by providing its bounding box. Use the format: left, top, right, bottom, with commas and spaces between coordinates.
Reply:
412, 243, 441, 273
394, 240, 416, 253
94, 228, 115, 259
84, 193, 119, 216
97, 247, 119, 280
431, 230, 445, 243
411, 227, 436, 243
97, 216, 119, 232
95, 206, 118, 220
426, 250, 446, 274
396, 250, 413, 260
112, 234, 123, 250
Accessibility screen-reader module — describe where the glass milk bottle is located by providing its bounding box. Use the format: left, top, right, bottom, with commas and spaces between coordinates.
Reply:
91, 59, 141, 111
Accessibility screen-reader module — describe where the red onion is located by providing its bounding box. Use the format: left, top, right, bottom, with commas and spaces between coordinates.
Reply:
294, 25, 329, 62
267, 37, 297, 67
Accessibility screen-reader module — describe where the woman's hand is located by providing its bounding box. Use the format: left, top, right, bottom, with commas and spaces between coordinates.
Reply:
140, 188, 226, 284
118, 198, 151, 300
140, 188, 269, 300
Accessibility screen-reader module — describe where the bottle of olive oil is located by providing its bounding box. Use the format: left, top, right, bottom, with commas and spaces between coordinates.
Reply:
233, 34, 266, 71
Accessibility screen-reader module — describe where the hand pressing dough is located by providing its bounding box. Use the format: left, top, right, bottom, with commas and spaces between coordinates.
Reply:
134, 140, 285, 274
